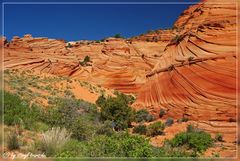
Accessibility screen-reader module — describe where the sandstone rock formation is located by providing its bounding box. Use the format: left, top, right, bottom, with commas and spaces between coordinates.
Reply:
132, 0, 237, 157
3, 33, 171, 93
2, 0, 238, 157
134, 0, 237, 121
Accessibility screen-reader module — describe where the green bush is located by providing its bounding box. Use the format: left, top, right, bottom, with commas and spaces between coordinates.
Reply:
113, 34, 123, 38
133, 124, 147, 135
97, 94, 134, 131
96, 120, 114, 136
182, 117, 189, 122
67, 43, 72, 48
44, 98, 97, 128
96, 94, 106, 107
55, 139, 88, 157
165, 118, 174, 126
31, 122, 49, 132
169, 130, 213, 153
215, 133, 223, 142
4, 91, 43, 130
135, 109, 155, 123
170, 35, 184, 44
113, 91, 136, 105
79, 55, 91, 66
69, 116, 96, 141
178, 117, 189, 123
146, 121, 165, 137
86, 132, 153, 157
159, 109, 166, 118
187, 124, 194, 133
7, 132, 20, 150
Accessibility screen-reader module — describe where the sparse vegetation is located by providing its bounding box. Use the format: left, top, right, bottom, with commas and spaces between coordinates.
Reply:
135, 109, 155, 123
40, 127, 71, 156
66, 43, 73, 48
170, 35, 183, 44
146, 121, 165, 137
159, 109, 166, 118
79, 55, 91, 66
165, 118, 174, 127
7, 132, 20, 150
215, 133, 223, 142
3, 69, 224, 158
113, 34, 124, 38
133, 124, 147, 135
96, 120, 114, 136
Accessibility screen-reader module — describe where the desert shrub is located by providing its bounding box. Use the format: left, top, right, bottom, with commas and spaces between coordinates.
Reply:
96, 120, 114, 136
4, 91, 43, 130
97, 94, 135, 131
31, 122, 49, 132
0, 90, 2, 123
170, 35, 184, 44
159, 109, 166, 118
96, 94, 106, 107
113, 34, 123, 38
187, 124, 195, 133
40, 127, 71, 156
69, 116, 96, 141
165, 118, 174, 126
146, 121, 165, 137
79, 55, 91, 66
67, 43, 72, 48
169, 130, 213, 153
147, 30, 154, 34
215, 133, 223, 142
44, 98, 97, 128
178, 117, 189, 123
182, 117, 189, 122
7, 132, 20, 150
83, 55, 90, 62
113, 91, 136, 105
135, 109, 155, 123
44, 98, 100, 141
86, 132, 153, 157
4, 91, 29, 125
133, 124, 147, 135
55, 139, 88, 157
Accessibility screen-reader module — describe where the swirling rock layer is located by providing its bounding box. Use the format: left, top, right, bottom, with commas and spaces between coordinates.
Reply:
3, 35, 172, 93
135, 0, 237, 122
2, 0, 238, 157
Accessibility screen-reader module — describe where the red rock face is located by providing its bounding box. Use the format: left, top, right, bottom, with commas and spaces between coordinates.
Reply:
3, 35, 167, 93
134, 0, 237, 122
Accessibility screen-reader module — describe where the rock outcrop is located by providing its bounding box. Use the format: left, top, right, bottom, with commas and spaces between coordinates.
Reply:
134, 0, 237, 121
132, 0, 237, 157
3, 33, 170, 93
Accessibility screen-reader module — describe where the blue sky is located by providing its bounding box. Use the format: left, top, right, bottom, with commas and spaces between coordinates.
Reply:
2, 0, 200, 41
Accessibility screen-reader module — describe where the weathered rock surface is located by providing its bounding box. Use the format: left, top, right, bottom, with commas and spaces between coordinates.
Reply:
134, 0, 237, 121
2, 0, 238, 157
3, 34, 170, 93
